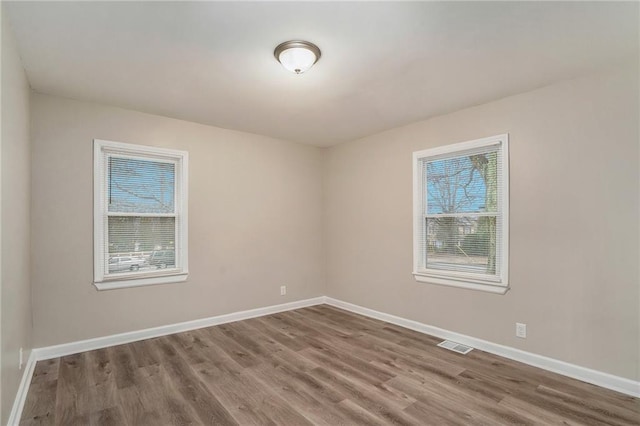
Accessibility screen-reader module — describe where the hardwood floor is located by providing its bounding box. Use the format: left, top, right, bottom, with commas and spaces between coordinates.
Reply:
20, 305, 639, 425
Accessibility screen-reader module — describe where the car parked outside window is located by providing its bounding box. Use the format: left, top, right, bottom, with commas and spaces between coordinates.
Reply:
149, 250, 176, 269
108, 256, 144, 273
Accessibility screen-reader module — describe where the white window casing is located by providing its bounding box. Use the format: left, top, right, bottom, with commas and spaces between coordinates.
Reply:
94, 139, 188, 290
412, 134, 509, 294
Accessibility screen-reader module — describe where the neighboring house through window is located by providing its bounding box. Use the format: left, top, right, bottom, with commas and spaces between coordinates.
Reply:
93, 139, 188, 290
413, 134, 509, 294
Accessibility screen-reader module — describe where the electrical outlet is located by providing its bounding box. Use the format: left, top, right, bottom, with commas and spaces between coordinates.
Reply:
516, 323, 527, 339
19, 347, 23, 370
280, 285, 286, 296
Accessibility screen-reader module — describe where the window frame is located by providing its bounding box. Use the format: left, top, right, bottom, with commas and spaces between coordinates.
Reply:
93, 139, 189, 290
412, 134, 509, 294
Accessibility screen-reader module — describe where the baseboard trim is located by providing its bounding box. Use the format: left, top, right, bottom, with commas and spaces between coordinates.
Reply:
34, 296, 326, 361
10, 294, 638, 426
7, 349, 37, 426
9, 296, 323, 425
324, 297, 640, 398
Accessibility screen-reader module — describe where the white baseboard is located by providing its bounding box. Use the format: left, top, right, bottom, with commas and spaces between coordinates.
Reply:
325, 297, 640, 398
9, 296, 325, 425
10, 294, 638, 426
7, 349, 37, 426
35, 296, 326, 361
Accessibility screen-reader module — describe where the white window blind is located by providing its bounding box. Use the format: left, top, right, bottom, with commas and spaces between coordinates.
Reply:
94, 140, 188, 290
413, 135, 509, 294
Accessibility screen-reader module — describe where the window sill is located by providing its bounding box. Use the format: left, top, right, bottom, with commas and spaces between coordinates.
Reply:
94, 272, 188, 291
413, 273, 509, 294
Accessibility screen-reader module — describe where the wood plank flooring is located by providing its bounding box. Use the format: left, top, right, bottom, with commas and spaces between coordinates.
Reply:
20, 305, 640, 425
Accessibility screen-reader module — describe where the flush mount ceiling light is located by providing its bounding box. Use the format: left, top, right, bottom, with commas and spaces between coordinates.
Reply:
274, 40, 321, 74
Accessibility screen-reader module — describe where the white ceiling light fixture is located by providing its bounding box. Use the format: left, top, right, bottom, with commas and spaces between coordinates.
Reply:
274, 40, 321, 74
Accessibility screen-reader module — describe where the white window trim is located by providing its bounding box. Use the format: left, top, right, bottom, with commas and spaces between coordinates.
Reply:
412, 134, 509, 294
93, 139, 189, 290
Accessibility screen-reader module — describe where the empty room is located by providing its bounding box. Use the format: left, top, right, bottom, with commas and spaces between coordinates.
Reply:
1, 1, 638, 425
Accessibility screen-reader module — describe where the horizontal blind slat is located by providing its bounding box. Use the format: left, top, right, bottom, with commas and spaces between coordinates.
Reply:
106, 216, 178, 275
419, 142, 503, 277
108, 156, 176, 214
103, 154, 180, 276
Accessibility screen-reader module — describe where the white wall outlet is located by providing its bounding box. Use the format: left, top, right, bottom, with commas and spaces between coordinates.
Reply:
19, 347, 23, 370
516, 323, 527, 338
280, 285, 286, 296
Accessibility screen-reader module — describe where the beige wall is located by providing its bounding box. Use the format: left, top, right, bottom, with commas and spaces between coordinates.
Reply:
1, 7, 32, 424
30, 94, 325, 347
325, 65, 639, 381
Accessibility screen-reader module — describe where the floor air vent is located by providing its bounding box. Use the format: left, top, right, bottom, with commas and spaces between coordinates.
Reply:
437, 340, 473, 355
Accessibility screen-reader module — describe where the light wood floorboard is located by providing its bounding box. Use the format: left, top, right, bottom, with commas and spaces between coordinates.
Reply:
20, 305, 640, 425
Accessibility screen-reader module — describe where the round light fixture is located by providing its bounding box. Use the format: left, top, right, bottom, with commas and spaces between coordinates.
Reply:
274, 40, 321, 74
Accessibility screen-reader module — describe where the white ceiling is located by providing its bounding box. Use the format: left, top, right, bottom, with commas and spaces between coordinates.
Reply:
5, 1, 638, 147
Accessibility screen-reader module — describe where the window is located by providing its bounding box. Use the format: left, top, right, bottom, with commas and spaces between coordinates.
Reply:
94, 139, 188, 290
413, 134, 509, 294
